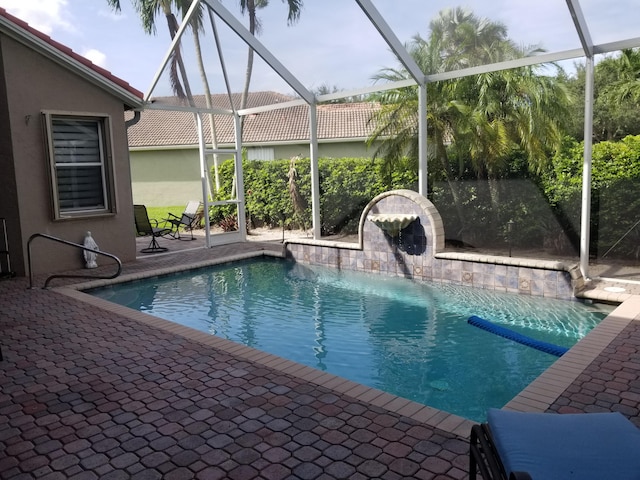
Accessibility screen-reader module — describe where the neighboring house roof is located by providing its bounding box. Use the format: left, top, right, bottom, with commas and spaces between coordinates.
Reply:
127, 92, 381, 148
0, 8, 143, 109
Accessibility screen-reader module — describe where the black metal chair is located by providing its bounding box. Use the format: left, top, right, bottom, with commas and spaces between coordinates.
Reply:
470, 408, 640, 480
134, 205, 171, 253
164, 200, 203, 240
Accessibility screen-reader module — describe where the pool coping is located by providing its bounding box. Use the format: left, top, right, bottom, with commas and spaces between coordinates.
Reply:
56, 250, 640, 439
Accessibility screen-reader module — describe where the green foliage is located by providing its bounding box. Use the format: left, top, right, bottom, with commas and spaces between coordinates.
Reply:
541, 135, 640, 257
369, 7, 571, 190
543, 135, 640, 199
560, 49, 640, 141
211, 157, 417, 235
145, 206, 182, 223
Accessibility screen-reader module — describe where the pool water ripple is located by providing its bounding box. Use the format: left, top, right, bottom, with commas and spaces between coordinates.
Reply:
90, 258, 610, 421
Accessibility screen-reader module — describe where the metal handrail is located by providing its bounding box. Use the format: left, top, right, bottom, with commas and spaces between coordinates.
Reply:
27, 233, 122, 289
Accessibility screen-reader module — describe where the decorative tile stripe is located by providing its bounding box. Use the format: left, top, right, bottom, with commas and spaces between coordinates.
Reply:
286, 190, 576, 300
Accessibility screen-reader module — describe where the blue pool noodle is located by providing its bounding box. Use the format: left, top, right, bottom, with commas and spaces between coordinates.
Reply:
467, 315, 569, 357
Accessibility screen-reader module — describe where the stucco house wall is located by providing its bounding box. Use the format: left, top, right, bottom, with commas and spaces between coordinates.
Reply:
0, 10, 143, 277
131, 139, 378, 207
131, 148, 202, 207
128, 93, 383, 207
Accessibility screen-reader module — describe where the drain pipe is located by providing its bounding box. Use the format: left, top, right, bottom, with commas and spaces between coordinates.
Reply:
125, 110, 141, 128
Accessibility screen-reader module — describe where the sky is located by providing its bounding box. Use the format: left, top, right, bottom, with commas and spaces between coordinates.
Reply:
0, 0, 638, 99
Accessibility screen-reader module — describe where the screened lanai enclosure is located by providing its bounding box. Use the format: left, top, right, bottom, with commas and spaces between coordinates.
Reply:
139, 0, 640, 283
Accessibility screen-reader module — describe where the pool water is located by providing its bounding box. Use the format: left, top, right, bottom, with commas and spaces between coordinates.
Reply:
90, 258, 609, 421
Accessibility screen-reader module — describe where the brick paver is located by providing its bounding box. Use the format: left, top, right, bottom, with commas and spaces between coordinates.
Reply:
1, 244, 468, 479
548, 320, 640, 425
2, 240, 640, 479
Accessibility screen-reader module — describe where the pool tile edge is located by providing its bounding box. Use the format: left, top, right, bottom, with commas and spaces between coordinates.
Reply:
504, 295, 640, 413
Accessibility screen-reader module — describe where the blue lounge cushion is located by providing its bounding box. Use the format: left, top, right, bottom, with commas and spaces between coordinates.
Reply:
487, 408, 640, 480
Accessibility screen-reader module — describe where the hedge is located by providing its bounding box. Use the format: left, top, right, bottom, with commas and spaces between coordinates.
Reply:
208, 136, 640, 260
210, 157, 417, 235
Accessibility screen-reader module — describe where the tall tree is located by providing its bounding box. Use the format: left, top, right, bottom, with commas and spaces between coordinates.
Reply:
108, 0, 195, 102
238, 0, 303, 111
368, 8, 571, 236
561, 49, 640, 142
108, 0, 229, 194
615, 48, 640, 101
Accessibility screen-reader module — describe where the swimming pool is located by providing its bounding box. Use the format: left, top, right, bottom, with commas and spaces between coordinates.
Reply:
90, 257, 609, 421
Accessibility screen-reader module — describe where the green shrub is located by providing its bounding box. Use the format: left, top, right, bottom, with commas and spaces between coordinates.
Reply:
540, 135, 640, 258
211, 156, 417, 235
205, 136, 640, 260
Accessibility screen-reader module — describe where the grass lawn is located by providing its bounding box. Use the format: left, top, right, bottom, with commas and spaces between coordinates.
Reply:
146, 206, 182, 222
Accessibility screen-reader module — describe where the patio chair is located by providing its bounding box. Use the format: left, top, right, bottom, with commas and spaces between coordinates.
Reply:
134, 204, 171, 253
470, 408, 640, 480
165, 200, 204, 240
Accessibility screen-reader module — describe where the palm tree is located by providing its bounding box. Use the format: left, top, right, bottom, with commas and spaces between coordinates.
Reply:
368, 8, 571, 238
615, 48, 640, 101
238, 0, 303, 111
108, 0, 195, 102
108, 0, 229, 194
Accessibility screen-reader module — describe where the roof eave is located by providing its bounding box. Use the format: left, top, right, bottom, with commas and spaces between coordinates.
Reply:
0, 13, 144, 110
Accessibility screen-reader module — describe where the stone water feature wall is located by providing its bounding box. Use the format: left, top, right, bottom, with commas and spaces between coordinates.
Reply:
285, 190, 578, 300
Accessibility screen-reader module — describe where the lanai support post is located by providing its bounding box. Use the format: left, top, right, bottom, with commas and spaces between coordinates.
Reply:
309, 103, 321, 239
566, 0, 595, 279
579, 56, 595, 278
418, 83, 428, 197
234, 114, 247, 240
196, 113, 211, 248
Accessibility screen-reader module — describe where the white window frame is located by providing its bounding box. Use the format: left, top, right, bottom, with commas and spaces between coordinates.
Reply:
43, 111, 116, 220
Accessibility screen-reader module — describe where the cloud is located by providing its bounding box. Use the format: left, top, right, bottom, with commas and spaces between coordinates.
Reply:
82, 48, 107, 68
0, 0, 73, 35
98, 8, 127, 22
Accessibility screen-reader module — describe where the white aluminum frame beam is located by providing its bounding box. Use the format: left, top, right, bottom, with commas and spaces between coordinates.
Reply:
565, 0, 595, 279
355, 0, 428, 202
594, 37, 640, 54
427, 49, 584, 83
418, 84, 428, 196
566, 0, 594, 56
234, 114, 247, 239
316, 79, 417, 104
238, 99, 308, 117
143, 102, 233, 115
145, 0, 201, 102
580, 56, 595, 279
355, 0, 425, 85
309, 104, 321, 239
196, 112, 212, 248
201, 0, 313, 105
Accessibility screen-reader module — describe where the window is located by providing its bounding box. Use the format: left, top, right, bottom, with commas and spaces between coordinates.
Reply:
247, 147, 274, 161
43, 112, 115, 219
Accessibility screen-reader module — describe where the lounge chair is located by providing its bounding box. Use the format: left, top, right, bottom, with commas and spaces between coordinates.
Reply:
165, 200, 204, 240
470, 408, 640, 480
134, 204, 171, 253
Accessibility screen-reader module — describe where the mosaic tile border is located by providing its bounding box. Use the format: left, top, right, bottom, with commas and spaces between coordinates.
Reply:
285, 190, 577, 300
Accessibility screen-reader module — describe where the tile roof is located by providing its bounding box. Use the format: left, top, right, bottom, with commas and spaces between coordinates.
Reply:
127, 92, 381, 148
0, 7, 143, 107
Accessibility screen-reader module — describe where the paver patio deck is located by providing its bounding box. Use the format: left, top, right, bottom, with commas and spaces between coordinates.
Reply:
1, 237, 640, 479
